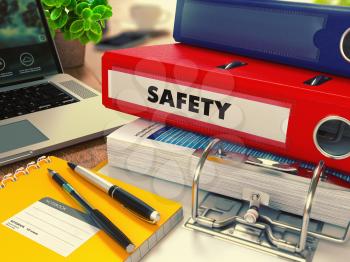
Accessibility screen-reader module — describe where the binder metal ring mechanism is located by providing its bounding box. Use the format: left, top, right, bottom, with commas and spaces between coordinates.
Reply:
0, 156, 51, 189
184, 139, 350, 262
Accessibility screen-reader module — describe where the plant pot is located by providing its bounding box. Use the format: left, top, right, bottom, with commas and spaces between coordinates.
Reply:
54, 31, 86, 69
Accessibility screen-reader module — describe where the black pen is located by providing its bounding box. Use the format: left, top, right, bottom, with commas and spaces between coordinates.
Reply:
48, 169, 135, 253
68, 162, 161, 224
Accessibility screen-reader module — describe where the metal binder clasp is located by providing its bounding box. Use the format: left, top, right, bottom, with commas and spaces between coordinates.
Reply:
186, 139, 350, 262
194, 145, 298, 174
243, 194, 261, 224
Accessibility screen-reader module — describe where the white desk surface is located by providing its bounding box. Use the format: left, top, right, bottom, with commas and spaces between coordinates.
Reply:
100, 164, 349, 262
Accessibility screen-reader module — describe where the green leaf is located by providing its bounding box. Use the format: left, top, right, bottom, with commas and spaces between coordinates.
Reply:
70, 19, 84, 33
93, 5, 106, 16
48, 18, 59, 30
63, 0, 71, 6
83, 20, 91, 31
79, 33, 90, 45
44, 9, 51, 18
93, 5, 112, 19
42, 0, 57, 7
63, 18, 73, 31
55, 12, 68, 28
75, 2, 89, 15
90, 13, 102, 21
90, 0, 108, 9
90, 21, 101, 35
87, 30, 102, 43
43, 0, 112, 45
100, 20, 105, 28
82, 8, 93, 19
63, 30, 72, 40
71, 30, 85, 39
67, 0, 76, 10
55, 0, 65, 8
50, 7, 62, 21
102, 8, 112, 19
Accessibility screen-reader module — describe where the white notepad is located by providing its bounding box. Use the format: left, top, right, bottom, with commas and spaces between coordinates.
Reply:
3, 198, 99, 257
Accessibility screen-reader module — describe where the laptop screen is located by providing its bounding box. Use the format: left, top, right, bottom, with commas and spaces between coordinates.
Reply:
0, 0, 61, 86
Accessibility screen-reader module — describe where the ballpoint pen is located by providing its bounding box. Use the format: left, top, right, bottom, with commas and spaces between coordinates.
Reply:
48, 168, 135, 253
67, 162, 161, 224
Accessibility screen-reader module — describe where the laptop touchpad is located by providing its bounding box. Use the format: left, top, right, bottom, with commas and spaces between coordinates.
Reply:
0, 120, 48, 153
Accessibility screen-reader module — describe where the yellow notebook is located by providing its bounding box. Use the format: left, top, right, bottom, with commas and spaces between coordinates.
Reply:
0, 156, 183, 261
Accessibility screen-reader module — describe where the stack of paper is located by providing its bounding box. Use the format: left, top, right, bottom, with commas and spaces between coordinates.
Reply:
107, 119, 350, 227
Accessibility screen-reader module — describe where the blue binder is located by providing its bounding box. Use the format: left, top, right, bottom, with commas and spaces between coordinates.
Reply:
173, 0, 350, 77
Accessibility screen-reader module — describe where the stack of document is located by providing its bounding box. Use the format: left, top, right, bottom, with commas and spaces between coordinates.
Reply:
107, 119, 350, 227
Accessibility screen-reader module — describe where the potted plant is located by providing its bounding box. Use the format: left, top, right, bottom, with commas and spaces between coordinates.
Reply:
42, 0, 112, 68
313, 0, 350, 6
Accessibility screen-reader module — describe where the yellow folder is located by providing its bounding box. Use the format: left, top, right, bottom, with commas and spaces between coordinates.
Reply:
0, 156, 182, 261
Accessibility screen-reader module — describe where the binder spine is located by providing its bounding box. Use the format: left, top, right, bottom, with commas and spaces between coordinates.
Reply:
0, 156, 51, 189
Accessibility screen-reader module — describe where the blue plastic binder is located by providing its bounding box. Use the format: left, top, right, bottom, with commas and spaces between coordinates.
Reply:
174, 0, 350, 77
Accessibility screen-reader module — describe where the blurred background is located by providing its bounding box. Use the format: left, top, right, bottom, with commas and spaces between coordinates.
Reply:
65, 0, 348, 85
83, 0, 177, 83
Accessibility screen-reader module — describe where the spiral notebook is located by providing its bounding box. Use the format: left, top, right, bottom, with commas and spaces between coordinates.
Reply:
0, 156, 183, 261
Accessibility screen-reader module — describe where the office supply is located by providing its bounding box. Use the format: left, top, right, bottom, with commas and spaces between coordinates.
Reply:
68, 162, 160, 224
98, 159, 350, 262
173, 0, 350, 77
0, 156, 183, 261
107, 118, 350, 227
48, 168, 135, 253
102, 43, 350, 174
2, 196, 100, 257
0, 0, 136, 167
186, 140, 349, 262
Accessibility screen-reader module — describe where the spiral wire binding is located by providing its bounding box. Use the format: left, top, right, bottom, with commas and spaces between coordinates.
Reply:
0, 156, 51, 189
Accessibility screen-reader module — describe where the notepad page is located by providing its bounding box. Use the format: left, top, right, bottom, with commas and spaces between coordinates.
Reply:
2, 197, 99, 257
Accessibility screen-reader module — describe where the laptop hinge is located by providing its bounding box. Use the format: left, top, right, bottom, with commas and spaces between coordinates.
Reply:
0, 76, 45, 89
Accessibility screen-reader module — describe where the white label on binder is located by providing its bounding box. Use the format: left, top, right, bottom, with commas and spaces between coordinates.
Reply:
2, 198, 99, 257
108, 70, 290, 143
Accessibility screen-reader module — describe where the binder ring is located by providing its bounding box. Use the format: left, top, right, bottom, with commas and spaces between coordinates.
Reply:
25, 161, 40, 173
191, 138, 221, 221
190, 139, 350, 256
36, 156, 51, 167
0, 174, 15, 189
13, 167, 29, 180
1, 156, 51, 189
297, 160, 324, 252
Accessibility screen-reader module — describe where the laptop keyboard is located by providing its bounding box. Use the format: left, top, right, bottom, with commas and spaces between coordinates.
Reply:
0, 83, 79, 120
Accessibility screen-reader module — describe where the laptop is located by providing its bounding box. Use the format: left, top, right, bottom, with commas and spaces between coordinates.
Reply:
0, 0, 135, 166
